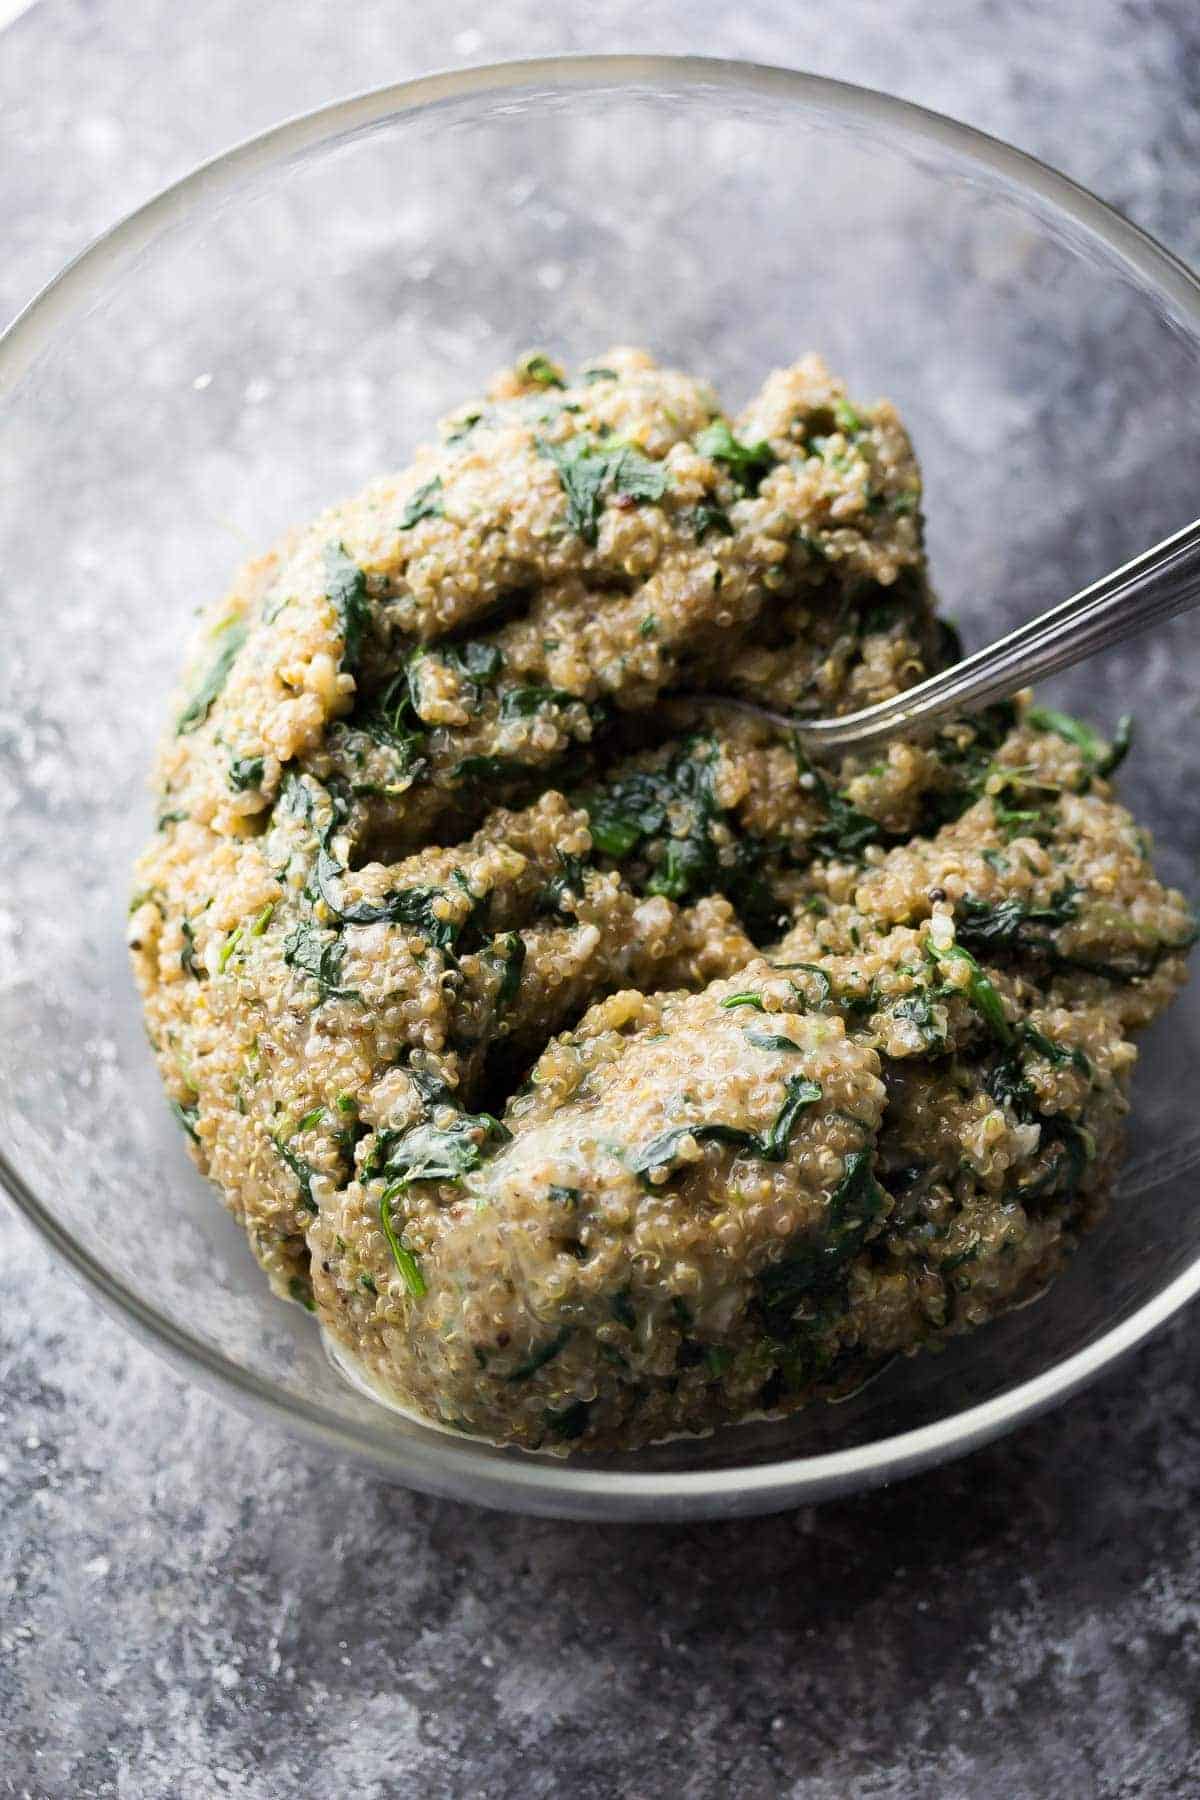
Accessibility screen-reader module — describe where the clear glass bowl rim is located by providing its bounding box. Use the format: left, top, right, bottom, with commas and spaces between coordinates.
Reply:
4, 52, 1200, 1517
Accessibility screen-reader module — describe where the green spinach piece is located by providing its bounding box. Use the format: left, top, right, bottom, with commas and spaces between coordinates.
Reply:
758, 1076, 825, 1160
955, 885, 1080, 959
453, 753, 526, 784
499, 685, 581, 719
833, 397, 867, 435
927, 938, 1011, 1044
507, 1327, 572, 1381
757, 1148, 888, 1322
316, 852, 486, 953
227, 754, 265, 792
271, 1134, 320, 1213
1028, 705, 1134, 779
1021, 1022, 1091, 1074
683, 503, 735, 540
536, 434, 669, 544
581, 738, 779, 936
543, 1400, 590, 1439
484, 932, 526, 1011
794, 742, 889, 862
444, 639, 504, 690
518, 352, 565, 388
176, 617, 248, 734
537, 851, 591, 921
343, 668, 428, 782
324, 541, 371, 674
399, 476, 445, 530
169, 1099, 200, 1143
288, 1275, 316, 1312
630, 1075, 822, 1186
693, 419, 777, 494
378, 1191, 427, 1296
283, 920, 358, 1003
367, 1111, 510, 1188
888, 989, 948, 1051
772, 962, 833, 1009
179, 917, 202, 979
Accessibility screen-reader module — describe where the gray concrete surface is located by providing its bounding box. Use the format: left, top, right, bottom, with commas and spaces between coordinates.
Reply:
4, 3, 1200, 1795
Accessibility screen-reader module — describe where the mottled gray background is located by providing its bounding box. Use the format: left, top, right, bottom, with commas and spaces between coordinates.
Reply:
4, 4, 1200, 1796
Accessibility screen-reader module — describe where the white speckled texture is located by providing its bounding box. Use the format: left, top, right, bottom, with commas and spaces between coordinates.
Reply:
4, 3, 1200, 1794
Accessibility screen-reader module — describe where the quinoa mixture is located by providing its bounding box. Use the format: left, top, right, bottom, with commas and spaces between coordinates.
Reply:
129, 348, 1195, 1453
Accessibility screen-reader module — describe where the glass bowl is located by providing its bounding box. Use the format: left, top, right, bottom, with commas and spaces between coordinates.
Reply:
3, 56, 1199, 1521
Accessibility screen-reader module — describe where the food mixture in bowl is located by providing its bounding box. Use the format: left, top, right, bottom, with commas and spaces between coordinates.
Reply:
128, 347, 1195, 1452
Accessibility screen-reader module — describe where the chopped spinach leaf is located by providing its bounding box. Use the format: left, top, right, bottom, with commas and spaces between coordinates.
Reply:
757, 1147, 887, 1321
758, 1076, 825, 1160
927, 938, 1010, 1044
288, 1275, 316, 1312
536, 434, 669, 543
795, 742, 889, 862
169, 1099, 200, 1143
1101, 714, 1134, 777
445, 639, 504, 687
1021, 1022, 1091, 1074
453, 753, 525, 784
744, 1031, 805, 1053
683, 503, 735, 540
272, 1134, 320, 1213
889, 988, 947, 1051
543, 1399, 590, 1439
324, 541, 371, 674
499, 684, 581, 719
581, 366, 618, 384
776, 962, 834, 1009
1028, 705, 1133, 779
228, 754, 265, 792
283, 920, 358, 1003
176, 617, 247, 734
484, 931, 526, 1012
518, 351, 565, 388
581, 737, 779, 937
630, 1075, 822, 1186
399, 476, 445, 530
537, 851, 591, 921
507, 1328, 572, 1381
368, 1110, 510, 1188
380, 1192, 427, 1296
955, 884, 1080, 958
339, 667, 428, 782
833, 397, 866, 435
179, 918, 202, 979
720, 992, 766, 1011
445, 409, 482, 443
316, 849, 486, 953
693, 419, 777, 493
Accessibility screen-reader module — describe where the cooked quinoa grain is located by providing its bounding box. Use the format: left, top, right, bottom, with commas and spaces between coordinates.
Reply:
130, 349, 1195, 1451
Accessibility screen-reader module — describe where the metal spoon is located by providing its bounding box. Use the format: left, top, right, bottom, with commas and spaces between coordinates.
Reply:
680, 516, 1200, 759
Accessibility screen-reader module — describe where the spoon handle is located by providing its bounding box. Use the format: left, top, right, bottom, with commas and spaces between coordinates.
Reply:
786, 515, 1200, 758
